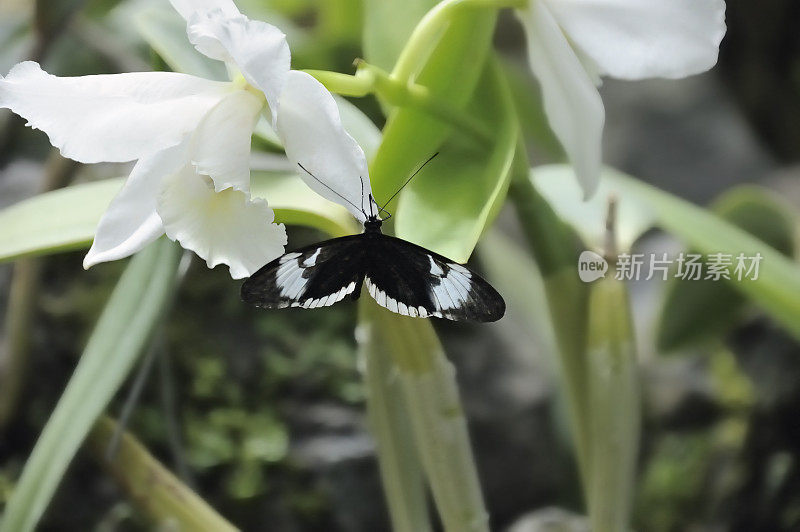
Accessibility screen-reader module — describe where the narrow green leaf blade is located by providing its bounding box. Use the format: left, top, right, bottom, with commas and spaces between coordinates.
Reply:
0, 239, 182, 532
658, 185, 797, 351
0, 179, 124, 262
531, 165, 800, 341
0, 173, 357, 264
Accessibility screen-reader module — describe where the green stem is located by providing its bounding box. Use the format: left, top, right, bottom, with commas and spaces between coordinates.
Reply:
586, 276, 639, 532
306, 64, 492, 143
88, 417, 238, 531
304, 68, 375, 97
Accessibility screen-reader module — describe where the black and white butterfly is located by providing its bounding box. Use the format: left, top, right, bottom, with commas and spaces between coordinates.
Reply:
241, 157, 505, 322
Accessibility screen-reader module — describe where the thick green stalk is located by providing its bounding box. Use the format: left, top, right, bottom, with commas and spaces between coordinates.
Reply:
586, 273, 640, 532
88, 417, 238, 531
360, 300, 489, 532
358, 301, 432, 532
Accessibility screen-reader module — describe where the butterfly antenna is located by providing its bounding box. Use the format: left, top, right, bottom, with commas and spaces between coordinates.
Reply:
379, 152, 439, 212
359, 176, 366, 215
298, 163, 365, 217
373, 198, 392, 220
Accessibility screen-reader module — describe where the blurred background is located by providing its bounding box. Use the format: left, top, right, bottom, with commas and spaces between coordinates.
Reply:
1, 0, 800, 530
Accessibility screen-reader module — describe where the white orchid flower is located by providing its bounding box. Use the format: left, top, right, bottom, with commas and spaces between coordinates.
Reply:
517, 0, 726, 198
0, 0, 371, 278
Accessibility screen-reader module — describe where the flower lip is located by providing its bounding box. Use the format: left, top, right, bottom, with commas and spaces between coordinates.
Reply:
158, 163, 288, 279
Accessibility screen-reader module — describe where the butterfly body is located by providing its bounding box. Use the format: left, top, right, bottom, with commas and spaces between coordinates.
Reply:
241, 216, 505, 322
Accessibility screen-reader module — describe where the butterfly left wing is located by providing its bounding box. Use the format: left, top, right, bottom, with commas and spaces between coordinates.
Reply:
365, 235, 505, 322
241, 235, 367, 309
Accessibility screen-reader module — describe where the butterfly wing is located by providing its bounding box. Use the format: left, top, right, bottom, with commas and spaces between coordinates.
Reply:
241, 235, 367, 309
365, 235, 505, 322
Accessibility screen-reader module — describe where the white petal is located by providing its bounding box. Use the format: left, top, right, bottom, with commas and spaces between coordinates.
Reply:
187, 10, 289, 121
544, 0, 726, 80
83, 142, 189, 268
190, 88, 262, 193
518, 3, 605, 198
276, 70, 371, 221
0, 61, 232, 163
168, 0, 239, 21
157, 165, 287, 279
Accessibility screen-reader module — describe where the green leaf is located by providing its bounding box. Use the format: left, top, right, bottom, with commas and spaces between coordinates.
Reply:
530, 165, 800, 342
395, 58, 517, 262
250, 171, 359, 237
0, 239, 182, 532
658, 185, 797, 351
712, 185, 796, 255
368, 8, 497, 203
0, 173, 356, 264
0, 179, 124, 263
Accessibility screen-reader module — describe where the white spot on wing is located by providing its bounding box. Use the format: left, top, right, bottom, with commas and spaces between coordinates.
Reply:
280, 268, 306, 299
428, 256, 444, 276
449, 263, 471, 278
303, 248, 322, 267
429, 264, 472, 311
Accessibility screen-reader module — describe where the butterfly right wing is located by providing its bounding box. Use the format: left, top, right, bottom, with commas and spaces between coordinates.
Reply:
241, 235, 367, 309
364, 235, 505, 322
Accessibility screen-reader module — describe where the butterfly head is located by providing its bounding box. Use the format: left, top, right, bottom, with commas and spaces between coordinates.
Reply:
363, 216, 383, 234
